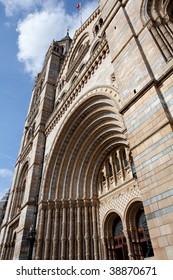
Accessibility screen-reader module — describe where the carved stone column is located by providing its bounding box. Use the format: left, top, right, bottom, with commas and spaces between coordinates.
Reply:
92, 200, 99, 260
101, 237, 108, 260
117, 149, 124, 182
124, 147, 132, 179
77, 200, 82, 260
44, 201, 53, 259
110, 151, 117, 185
84, 200, 90, 260
69, 201, 75, 260
60, 202, 67, 260
35, 206, 45, 259
123, 228, 132, 260
52, 200, 60, 260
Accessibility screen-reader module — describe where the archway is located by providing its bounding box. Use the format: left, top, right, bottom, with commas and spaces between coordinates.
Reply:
126, 201, 154, 259
35, 88, 129, 260
104, 212, 128, 260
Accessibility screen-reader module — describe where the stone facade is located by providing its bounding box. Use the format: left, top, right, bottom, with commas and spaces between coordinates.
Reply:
0, 0, 173, 260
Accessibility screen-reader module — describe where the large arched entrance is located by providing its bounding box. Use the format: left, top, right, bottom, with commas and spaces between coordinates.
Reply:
35, 88, 129, 260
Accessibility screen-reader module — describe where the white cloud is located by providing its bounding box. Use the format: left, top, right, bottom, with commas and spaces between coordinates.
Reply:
16, 0, 98, 77
0, 168, 13, 178
0, 0, 41, 16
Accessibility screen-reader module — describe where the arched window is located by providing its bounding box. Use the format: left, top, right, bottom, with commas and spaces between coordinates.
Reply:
99, 18, 103, 27
95, 25, 99, 34
122, 148, 128, 167
115, 154, 120, 172
108, 162, 113, 177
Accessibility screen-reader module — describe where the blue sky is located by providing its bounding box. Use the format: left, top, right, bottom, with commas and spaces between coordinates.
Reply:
0, 0, 98, 199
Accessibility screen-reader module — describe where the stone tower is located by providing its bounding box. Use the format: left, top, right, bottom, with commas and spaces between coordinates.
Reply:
0, 0, 173, 260
0, 34, 72, 259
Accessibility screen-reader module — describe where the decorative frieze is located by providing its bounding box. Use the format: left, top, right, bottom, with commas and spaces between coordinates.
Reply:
99, 182, 140, 221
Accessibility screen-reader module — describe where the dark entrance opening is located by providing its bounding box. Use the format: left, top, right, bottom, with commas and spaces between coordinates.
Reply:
136, 207, 154, 258
106, 216, 129, 260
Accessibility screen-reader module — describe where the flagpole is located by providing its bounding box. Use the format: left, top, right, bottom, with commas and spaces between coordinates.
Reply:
80, 1, 82, 25
77, 1, 82, 26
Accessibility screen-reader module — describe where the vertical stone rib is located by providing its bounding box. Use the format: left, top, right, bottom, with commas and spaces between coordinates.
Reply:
35, 208, 45, 259
52, 201, 60, 259
111, 151, 117, 185
60, 203, 67, 260
92, 200, 99, 260
69, 203, 75, 259
117, 149, 124, 180
44, 203, 52, 260
123, 229, 132, 260
159, 24, 173, 49
84, 201, 90, 260
102, 237, 108, 260
150, 24, 172, 60
77, 201, 82, 260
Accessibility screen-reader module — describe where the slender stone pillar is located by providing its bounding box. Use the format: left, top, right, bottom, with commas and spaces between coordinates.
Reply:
60, 202, 67, 260
77, 201, 82, 260
123, 229, 132, 260
84, 201, 90, 260
110, 152, 117, 185
44, 202, 53, 259
92, 200, 99, 260
69, 202, 75, 260
52, 201, 60, 260
102, 237, 108, 260
35, 207, 45, 259
117, 149, 124, 181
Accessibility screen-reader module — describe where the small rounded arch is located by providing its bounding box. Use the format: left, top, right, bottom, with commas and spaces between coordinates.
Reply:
71, 75, 78, 85
99, 18, 104, 27
103, 211, 122, 238
125, 200, 154, 259
60, 90, 67, 100
91, 40, 100, 55
78, 62, 86, 74
95, 25, 99, 34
